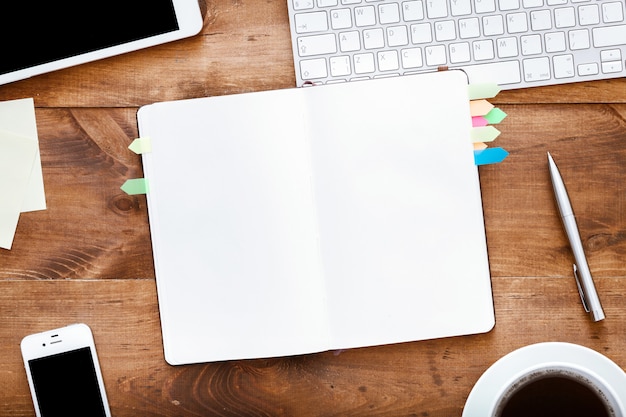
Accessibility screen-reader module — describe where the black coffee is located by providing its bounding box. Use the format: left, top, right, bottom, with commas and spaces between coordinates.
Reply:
497, 376, 612, 417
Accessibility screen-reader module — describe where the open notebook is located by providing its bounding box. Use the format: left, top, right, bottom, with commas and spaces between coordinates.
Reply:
137, 71, 495, 365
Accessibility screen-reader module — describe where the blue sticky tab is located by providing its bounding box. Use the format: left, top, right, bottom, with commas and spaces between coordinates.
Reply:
474, 147, 509, 165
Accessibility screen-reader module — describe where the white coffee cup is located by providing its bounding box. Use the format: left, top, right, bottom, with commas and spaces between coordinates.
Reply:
463, 343, 626, 417
492, 364, 620, 417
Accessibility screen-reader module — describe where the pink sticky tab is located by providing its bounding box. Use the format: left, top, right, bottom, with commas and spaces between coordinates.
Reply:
472, 116, 488, 127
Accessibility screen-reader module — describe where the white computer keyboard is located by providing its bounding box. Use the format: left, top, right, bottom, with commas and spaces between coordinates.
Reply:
287, 0, 626, 89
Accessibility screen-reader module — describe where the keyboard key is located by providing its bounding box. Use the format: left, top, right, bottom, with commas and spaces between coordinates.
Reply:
474, 0, 496, 13
364, 28, 385, 48
426, 1, 448, 18
378, 50, 400, 70
379, 3, 401, 23
459, 60, 521, 84
295, 12, 329, 33
506, 12, 529, 33
459, 17, 481, 38
473, 39, 495, 60
330, 56, 351, 76
331, 8, 352, 29
401, 47, 423, 68
294, 0, 315, 10
300, 58, 328, 79
593, 25, 626, 47
425, 45, 447, 65
521, 34, 542, 55
568, 29, 590, 50
555, 7, 576, 28
355, 6, 377, 26
553, 54, 575, 78
451, 0, 472, 16
499, 0, 520, 11
497, 37, 519, 58
435, 20, 456, 41
411, 23, 433, 43
339, 31, 361, 51
387, 25, 410, 46
578, 4, 600, 25
602, 2, 625, 23
450, 42, 472, 63
530, 9, 552, 30
483, 15, 504, 35
545, 31, 567, 52
523, 0, 543, 7
402, 0, 424, 21
354, 53, 376, 73
601, 49, 622, 61
602, 60, 623, 73
578, 62, 599, 75
297, 34, 337, 56
523, 57, 551, 81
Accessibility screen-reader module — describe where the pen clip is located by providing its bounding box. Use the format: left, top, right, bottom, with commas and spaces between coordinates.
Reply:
573, 264, 590, 313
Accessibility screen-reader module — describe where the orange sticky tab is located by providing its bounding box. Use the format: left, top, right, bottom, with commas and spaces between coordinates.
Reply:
470, 99, 494, 116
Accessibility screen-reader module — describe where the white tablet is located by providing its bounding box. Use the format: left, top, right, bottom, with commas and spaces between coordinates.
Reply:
0, 0, 203, 86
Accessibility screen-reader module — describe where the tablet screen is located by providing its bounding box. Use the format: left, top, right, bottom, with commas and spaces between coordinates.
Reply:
0, 0, 181, 75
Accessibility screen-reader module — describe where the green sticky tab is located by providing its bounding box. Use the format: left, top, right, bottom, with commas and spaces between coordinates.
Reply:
484, 107, 507, 124
471, 126, 501, 143
468, 83, 501, 100
128, 137, 152, 154
121, 178, 149, 195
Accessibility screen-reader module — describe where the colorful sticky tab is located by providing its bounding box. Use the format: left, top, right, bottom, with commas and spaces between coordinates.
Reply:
472, 116, 489, 127
471, 126, 501, 143
474, 147, 509, 165
121, 178, 149, 195
469, 99, 494, 116
484, 108, 507, 124
468, 83, 501, 100
473, 142, 488, 151
128, 137, 152, 154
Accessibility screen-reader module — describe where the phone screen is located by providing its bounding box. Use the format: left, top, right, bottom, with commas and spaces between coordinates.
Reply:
28, 347, 107, 417
0, 0, 179, 75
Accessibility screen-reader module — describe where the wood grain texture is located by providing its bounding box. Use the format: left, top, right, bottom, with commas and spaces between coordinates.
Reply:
0, 0, 625, 415
0, 108, 153, 279
1, 278, 626, 417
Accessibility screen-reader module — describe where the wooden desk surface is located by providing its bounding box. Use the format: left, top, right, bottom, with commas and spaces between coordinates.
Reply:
1, 1, 626, 415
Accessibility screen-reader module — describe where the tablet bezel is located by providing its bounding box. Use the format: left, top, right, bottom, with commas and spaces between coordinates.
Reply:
0, 0, 203, 86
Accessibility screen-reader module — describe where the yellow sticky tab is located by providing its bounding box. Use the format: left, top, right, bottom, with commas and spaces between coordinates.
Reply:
128, 137, 152, 154
468, 83, 501, 100
471, 126, 501, 143
121, 178, 149, 195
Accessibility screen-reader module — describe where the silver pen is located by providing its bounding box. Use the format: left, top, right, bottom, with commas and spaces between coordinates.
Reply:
547, 152, 605, 321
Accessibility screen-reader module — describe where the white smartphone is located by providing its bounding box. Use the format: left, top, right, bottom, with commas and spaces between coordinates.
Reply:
20, 323, 111, 417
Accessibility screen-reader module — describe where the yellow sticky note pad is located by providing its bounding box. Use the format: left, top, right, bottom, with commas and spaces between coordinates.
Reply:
0, 131, 38, 249
0, 98, 46, 213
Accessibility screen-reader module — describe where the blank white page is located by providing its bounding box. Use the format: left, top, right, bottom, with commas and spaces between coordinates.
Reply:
306, 72, 494, 348
139, 91, 330, 364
